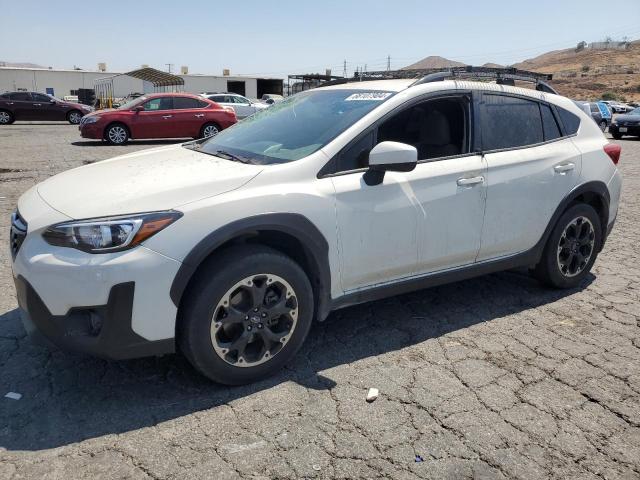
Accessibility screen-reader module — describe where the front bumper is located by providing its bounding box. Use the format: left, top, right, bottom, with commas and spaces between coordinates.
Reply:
610, 123, 640, 136
79, 122, 103, 139
14, 276, 174, 360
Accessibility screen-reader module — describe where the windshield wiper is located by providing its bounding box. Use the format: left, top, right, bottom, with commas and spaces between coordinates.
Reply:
213, 150, 252, 164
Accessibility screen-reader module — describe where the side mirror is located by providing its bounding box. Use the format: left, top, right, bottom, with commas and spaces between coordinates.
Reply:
266, 98, 275, 105
49, 99, 56, 104
133, 105, 145, 112
364, 141, 417, 186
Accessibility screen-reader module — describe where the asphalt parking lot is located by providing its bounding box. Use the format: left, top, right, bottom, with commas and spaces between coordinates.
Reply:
0, 123, 639, 480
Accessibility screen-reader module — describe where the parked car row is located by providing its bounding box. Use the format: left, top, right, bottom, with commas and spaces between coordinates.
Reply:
574, 101, 612, 131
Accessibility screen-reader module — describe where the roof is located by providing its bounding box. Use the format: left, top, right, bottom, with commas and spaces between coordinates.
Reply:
318, 79, 415, 92
120, 67, 185, 87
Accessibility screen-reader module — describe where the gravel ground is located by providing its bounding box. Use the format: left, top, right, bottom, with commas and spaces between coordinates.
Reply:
0, 123, 639, 480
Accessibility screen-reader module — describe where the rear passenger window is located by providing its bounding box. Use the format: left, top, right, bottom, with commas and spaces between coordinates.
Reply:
173, 97, 200, 109
556, 107, 581, 135
10, 92, 31, 101
540, 104, 561, 141
481, 95, 543, 150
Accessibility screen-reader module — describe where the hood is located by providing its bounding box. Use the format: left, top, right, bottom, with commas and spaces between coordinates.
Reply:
36, 144, 263, 219
614, 114, 640, 123
61, 101, 93, 112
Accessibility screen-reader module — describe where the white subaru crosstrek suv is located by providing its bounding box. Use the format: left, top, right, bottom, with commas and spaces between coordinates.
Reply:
11, 75, 622, 384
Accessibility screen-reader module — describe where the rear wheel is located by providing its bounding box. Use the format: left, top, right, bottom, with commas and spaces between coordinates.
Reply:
612, 132, 622, 140
0, 110, 14, 125
105, 123, 129, 145
178, 246, 314, 385
200, 122, 220, 138
599, 120, 607, 132
67, 110, 82, 125
533, 203, 601, 289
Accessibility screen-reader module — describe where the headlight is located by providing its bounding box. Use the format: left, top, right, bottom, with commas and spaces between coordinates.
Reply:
42, 211, 182, 253
81, 105, 93, 111
82, 116, 99, 124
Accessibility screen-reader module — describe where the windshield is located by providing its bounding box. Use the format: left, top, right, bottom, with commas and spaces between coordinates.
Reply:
197, 89, 393, 164
118, 96, 148, 110
630, 107, 640, 115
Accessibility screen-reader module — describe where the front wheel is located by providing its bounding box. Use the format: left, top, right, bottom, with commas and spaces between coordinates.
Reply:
105, 123, 129, 145
67, 110, 82, 125
178, 246, 314, 384
533, 203, 601, 289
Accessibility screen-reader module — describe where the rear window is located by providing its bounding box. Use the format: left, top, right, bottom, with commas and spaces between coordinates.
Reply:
480, 95, 544, 150
173, 97, 203, 109
557, 107, 581, 135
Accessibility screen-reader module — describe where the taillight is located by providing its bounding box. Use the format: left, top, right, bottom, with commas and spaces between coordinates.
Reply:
604, 143, 621, 165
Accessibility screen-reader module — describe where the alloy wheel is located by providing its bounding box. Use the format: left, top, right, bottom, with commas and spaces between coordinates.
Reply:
108, 126, 127, 144
210, 273, 298, 367
69, 112, 82, 124
557, 216, 595, 277
0, 111, 10, 124
203, 124, 219, 137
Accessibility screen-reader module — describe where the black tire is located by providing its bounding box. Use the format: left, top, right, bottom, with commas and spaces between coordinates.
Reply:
178, 245, 314, 385
599, 120, 607, 132
0, 110, 14, 125
533, 203, 602, 289
199, 122, 220, 139
612, 132, 622, 140
104, 123, 130, 145
67, 110, 83, 125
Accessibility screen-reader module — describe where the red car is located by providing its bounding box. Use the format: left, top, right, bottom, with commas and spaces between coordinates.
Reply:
79, 93, 237, 144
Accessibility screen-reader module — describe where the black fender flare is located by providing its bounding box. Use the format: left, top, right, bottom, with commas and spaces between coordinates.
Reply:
169, 213, 333, 321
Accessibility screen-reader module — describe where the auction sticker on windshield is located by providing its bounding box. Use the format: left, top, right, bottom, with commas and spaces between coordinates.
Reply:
345, 92, 392, 101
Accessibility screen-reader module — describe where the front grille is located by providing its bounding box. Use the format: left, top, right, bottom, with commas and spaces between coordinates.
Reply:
10, 210, 27, 260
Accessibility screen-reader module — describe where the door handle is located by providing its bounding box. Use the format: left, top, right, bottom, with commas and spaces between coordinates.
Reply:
7, 102, 14, 105
33, 103, 42, 106
162, 115, 173, 119
554, 163, 575, 174
194, 114, 204, 118
457, 176, 484, 186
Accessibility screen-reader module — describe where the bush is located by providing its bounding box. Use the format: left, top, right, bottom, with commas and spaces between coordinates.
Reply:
581, 65, 590, 72
601, 92, 618, 100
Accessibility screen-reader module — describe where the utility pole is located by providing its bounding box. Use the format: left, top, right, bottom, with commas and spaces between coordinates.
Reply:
343, 60, 347, 78
165, 63, 173, 73
387, 55, 391, 71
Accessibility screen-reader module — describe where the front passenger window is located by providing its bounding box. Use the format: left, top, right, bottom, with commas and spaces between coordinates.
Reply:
144, 97, 173, 111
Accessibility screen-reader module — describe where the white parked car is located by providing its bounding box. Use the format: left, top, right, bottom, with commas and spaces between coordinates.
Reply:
200, 92, 269, 119
11, 76, 622, 384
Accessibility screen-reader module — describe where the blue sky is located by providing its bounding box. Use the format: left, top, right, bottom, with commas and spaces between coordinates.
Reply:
2, 0, 639, 78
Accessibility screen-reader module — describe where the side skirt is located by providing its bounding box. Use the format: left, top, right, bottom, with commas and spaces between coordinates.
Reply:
330, 248, 540, 312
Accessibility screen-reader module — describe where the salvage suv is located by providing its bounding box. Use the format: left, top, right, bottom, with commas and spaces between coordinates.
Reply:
11, 71, 622, 384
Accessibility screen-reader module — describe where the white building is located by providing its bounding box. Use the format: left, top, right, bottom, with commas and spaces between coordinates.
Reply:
0, 66, 283, 100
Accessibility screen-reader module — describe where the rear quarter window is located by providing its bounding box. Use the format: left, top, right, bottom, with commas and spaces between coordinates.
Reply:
556, 107, 581, 135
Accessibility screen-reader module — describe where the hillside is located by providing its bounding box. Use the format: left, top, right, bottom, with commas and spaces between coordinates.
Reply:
401, 40, 640, 101
514, 41, 640, 101
402, 56, 465, 70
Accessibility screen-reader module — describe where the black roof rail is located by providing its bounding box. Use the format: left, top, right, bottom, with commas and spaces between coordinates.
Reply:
410, 66, 557, 94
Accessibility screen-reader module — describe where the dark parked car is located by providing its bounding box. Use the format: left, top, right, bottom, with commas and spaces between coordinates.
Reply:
79, 93, 237, 144
574, 101, 611, 132
609, 106, 640, 139
0, 92, 93, 125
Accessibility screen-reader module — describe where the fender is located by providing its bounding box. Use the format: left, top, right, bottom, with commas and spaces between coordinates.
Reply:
169, 213, 333, 321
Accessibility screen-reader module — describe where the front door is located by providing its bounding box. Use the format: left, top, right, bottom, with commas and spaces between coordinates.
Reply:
330, 93, 486, 292
30, 93, 63, 120
130, 97, 175, 139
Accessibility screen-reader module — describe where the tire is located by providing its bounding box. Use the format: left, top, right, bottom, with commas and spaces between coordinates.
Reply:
67, 110, 82, 125
599, 120, 607, 132
533, 203, 602, 289
200, 122, 220, 139
612, 133, 622, 140
0, 110, 14, 125
105, 123, 130, 145
178, 245, 314, 385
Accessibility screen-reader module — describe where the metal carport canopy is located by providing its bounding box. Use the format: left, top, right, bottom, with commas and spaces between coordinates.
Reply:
122, 67, 184, 87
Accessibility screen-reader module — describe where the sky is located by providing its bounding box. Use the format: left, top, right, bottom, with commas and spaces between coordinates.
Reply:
2, 0, 639, 78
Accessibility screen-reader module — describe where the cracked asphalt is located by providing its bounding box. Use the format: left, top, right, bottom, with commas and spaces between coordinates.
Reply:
0, 123, 639, 480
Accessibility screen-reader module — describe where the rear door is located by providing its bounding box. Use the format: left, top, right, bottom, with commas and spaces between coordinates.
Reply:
477, 93, 581, 261
171, 97, 209, 137
130, 96, 174, 138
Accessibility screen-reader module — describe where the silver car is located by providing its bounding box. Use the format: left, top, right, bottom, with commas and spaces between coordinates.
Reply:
200, 93, 269, 119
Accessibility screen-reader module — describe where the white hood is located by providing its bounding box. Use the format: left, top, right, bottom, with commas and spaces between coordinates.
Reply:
36, 144, 262, 219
